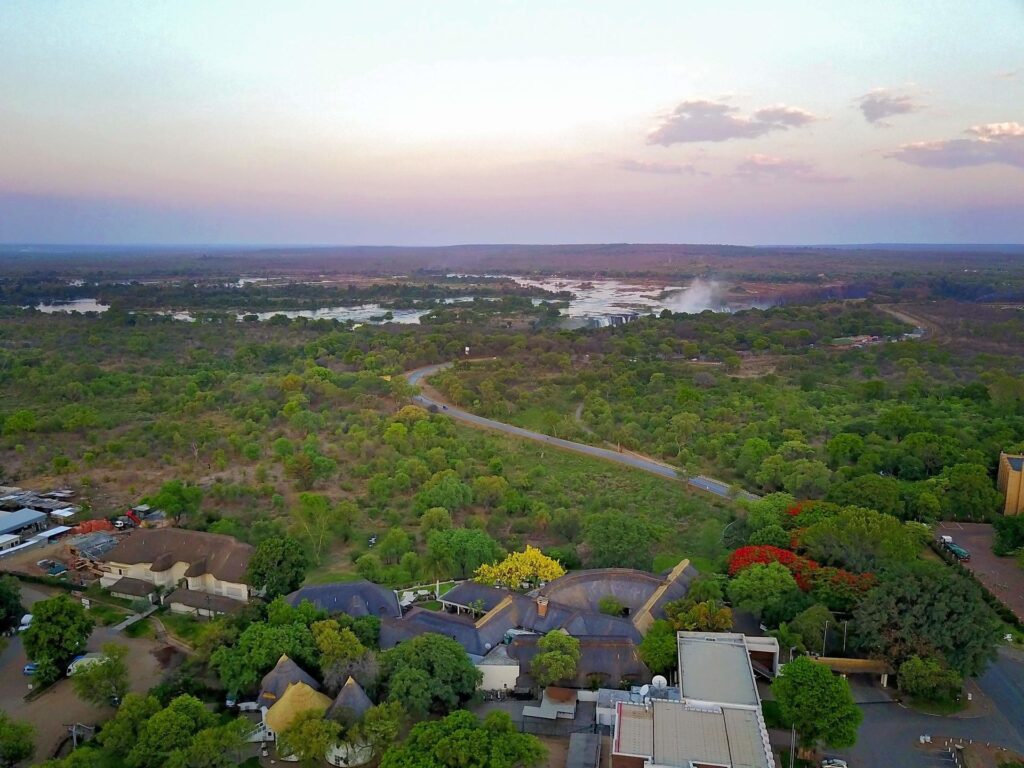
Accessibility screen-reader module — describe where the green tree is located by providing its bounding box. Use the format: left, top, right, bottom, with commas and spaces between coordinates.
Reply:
71, 642, 129, 706
23, 594, 93, 684
426, 528, 504, 579
278, 709, 341, 766
671, 600, 733, 632
801, 506, 924, 573
898, 656, 963, 703
127, 695, 215, 768
147, 480, 202, 524
377, 527, 413, 565
419, 507, 452, 537
290, 493, 346, 563
531, 631, 581, 687
772, 656, 862, 749
638, 620, 678, 675
727, 563, 801, 619
312, 620, 366, 673
178, 719, 252, 768
414, 470, 473, 513
789, 605, 835, 655
0, 712, 34, 768
352, 702, 404, 758
748, 524, 789, 548
472, 475, 510, 508
941, 463, 1002, 521
583, 512, 653, 570
247, 536, 310, 599
97, 693, 161, 756
210, 621, 317, 694
380, 710, 545, 768
0, 577, 22, 633
853, 563, 1000, 676
379, 633, 481, 715
827, 475, 904, 519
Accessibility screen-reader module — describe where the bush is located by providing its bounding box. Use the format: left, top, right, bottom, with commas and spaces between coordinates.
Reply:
898, 656, 963, 703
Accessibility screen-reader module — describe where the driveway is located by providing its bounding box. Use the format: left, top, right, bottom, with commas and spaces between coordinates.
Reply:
937, 522, 1024, 621
0, 584, 182, 762
405, 363, 757, 501
829, 650, 1024, 768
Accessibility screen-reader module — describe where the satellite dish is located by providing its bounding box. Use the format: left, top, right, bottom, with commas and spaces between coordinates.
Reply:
484, 643, 492, 650
639, 684, 651, 698
652, 675, 668, 689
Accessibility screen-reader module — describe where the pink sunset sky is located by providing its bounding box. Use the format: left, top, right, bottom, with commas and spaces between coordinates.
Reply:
1, 1, 1022, 245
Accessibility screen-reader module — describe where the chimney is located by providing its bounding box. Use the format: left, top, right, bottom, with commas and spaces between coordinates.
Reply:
536, 596, 549, 618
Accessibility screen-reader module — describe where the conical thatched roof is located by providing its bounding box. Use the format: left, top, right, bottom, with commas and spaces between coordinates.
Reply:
328, 676, 373, 723
259, 655, 320, 707
265, 681, 332, 734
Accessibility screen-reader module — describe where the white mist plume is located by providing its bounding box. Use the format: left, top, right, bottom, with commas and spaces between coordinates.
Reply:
662, 279, 724, 314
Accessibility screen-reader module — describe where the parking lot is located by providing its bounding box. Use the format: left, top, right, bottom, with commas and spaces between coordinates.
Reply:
937, 522, 1024, 621
0, 583, 182, 761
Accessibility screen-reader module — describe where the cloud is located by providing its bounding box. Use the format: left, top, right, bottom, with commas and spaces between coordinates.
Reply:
857, 88, 922, 126
647, 99, 819, 145
889, 122, 1024, 169
994, 69, 1020, 79
618, 159, 696, 175
735, 154, 851, 183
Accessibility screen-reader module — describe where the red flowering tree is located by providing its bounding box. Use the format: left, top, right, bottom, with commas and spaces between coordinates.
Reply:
728, 545, 820, 591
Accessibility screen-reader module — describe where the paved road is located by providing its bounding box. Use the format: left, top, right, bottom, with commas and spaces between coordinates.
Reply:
830, 650, 1024, 768
405, 363, 758, 501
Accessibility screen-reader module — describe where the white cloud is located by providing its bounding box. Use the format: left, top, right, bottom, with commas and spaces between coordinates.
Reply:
618, 159, 696, 175
647, 99, 819, 145
856, 88, 922, 126
735, 154, 850, 183
890, 122, 1024, 169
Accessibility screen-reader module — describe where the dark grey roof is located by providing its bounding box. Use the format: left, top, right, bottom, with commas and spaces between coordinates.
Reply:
538, 566, 697, 617
1009, 456, 1024, 472
441, 582, 509, 612
567, 733, 602, 768
328, 676, 373, 722
379, 593, 641, 658
107, 577, 155, 598
287, 581, 401, 619
508, 634, 651, 689
259, 655, 321, 706
165, 588, 245, 614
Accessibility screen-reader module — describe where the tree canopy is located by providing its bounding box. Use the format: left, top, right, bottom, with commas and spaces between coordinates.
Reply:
23, 594, 93, 683
772, 656, 862, 749
530, 631, 580, 687
474, 545, 565, 589
247, 535, 310, 599
379, 633, 481, 715
380, 710, 545, 768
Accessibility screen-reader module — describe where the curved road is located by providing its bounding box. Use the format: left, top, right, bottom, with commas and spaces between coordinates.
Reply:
405, 363, 757, 501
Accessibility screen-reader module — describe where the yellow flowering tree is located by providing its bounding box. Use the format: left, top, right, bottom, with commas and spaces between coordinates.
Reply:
474, 546, 566, 589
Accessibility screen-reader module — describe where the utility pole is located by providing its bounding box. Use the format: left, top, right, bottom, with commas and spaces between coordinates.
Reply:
789, 724, 796, 768
822, 620, 829, 657
843, 620, 849, 653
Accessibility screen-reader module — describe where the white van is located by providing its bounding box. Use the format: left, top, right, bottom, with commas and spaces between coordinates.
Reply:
17, 614, 32, 632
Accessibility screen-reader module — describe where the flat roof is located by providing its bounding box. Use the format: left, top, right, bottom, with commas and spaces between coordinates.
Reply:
32, 526, 71, 540
616, 700, 772, 768
0, 534, 20, 545
678, 632, 759, 707
0, 509, 47, 535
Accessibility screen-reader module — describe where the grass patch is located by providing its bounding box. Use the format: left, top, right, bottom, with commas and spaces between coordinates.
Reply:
417, 600, 442, 611
158, 611, 221, 646
86, 603, 130, 626
907, 696, 966, 715
123, 617, 156, 639
303, 565, 362, 586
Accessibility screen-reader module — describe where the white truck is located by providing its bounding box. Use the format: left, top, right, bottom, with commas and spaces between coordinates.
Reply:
67, 652, 105, 677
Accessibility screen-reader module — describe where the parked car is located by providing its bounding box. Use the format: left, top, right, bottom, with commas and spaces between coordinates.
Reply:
67, 652, 105, 677
946, 542, 971, 562
22, 663, 38, 676
17, 614, 32, 633
821, 760, 848, 768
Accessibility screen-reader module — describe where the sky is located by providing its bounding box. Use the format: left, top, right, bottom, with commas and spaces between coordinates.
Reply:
1, 0, 1023, 246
